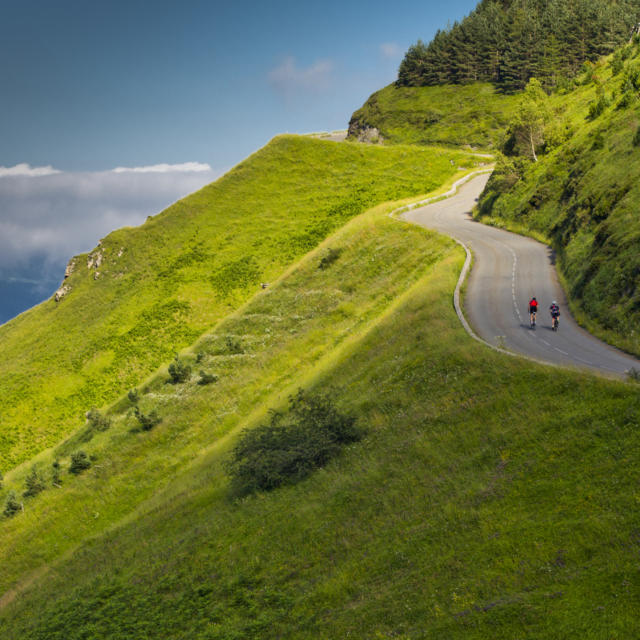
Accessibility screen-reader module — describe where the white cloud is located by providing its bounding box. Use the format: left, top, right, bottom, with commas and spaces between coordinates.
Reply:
0, 163, 61, 178
0, 164, 221, 282
268, 56, 333, 96
380, 43, 402, 60
112, 161, 213, 174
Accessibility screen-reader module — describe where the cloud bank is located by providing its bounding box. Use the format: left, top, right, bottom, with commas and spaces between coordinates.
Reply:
0, 162, 221, 289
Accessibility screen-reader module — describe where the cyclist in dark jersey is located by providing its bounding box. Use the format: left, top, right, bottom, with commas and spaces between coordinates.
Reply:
550, 301, 560, 330
528, 297, 538, 327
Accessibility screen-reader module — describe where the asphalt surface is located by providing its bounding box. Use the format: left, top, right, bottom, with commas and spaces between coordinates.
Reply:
402, 173, 640, 378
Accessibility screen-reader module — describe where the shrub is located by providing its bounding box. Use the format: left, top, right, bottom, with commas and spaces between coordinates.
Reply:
168, 356, 191, 383
225, 389, 361, 496
69, 451, 92, 475
318, 247, 342, 270
76, 408, 111, 444
0, 471, 3, 490
587, 88, 610, 120
224, 336, 244, 355
134, 407, 162, 431
127, 388, 140, 404
23, 466, 46, 498
198, 371, 219, 385
3, 491, 21, 518
87, 409, 111, 432
633, 127, 640, 148
627, 367, 640, 381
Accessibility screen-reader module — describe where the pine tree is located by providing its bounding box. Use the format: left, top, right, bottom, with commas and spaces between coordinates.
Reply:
3, 491, 21, 518
23, 466, 46, 498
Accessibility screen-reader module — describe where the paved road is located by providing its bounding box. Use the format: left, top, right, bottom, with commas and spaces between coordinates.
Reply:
402, 173, 640, 378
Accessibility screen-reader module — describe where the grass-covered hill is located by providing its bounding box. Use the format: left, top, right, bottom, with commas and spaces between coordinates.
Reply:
1, 185, 640, 639
478, 43, 640, 356
0, 136, 478, 471
348, 82, 519, 149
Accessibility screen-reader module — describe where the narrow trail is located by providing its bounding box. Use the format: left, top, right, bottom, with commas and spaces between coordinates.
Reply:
402, 173, 640, 378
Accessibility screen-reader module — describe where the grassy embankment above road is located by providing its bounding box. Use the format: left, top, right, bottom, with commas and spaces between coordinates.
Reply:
349, 82, 519, 149
0, 136, 478, 470
478, 46, 640, 357
1, 182, 639, 639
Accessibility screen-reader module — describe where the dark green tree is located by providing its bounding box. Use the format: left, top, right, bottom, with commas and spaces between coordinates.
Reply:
69, 451, 92, 475
23, 466, 46, 498
3, 491, 21, 518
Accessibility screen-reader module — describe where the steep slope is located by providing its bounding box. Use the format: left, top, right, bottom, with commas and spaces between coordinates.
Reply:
2, 199, 639, 639
348, 82, 518, 148
478, 45, 640, 356
0, 137, 478, 470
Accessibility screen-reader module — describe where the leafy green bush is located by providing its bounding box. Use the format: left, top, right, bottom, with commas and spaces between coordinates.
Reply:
134, 407, 162, 431
69, 451, 92, 475
168, 356, 191, 384
3, 491, 21, 518
318, 248, 342, 270
224, 336, 244, 355
627, 367, 640, 382
77, 409, 112, 444
587, 89, 610, 120
225, 389, 361, 496
23, 466, 46, 498
198, 371, 218, 385
87, 409, 111, 432
633, 126, 640, 147
127, 389, 140, 404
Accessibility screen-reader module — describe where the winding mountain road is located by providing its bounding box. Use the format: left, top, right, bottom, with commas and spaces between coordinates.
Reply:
402, 173, 640, 378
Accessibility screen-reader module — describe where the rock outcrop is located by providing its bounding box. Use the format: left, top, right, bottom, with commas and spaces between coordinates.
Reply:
54, 285, 70, 302
347, 120, 383, 144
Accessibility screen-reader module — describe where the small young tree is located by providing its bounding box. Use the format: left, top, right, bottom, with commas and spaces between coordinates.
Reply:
23, 466, 46, 498
134, 407, 162, 431
69, 451, 92, 475
0, 470, 3, 490
168, 356, 191, 383
508, 78, 550, 162
4, 491, 21, 518
127, 388, 140, 404
198, 371, 218, 385
52, 460, 62, 486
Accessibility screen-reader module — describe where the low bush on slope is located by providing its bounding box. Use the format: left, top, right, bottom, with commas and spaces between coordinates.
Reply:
1, 206, 639, 639
0, 136, 478, 469
478, 45, 640, 356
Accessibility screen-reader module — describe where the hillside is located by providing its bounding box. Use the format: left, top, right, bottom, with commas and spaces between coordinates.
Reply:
348, 82, 518, 148
2, 190, 640, 638
478, 44, 640, 356
398, 0, 640, 92
0, 137, 478, 471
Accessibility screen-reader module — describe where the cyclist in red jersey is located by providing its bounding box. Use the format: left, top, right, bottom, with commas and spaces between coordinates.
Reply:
528, 297, 538, 327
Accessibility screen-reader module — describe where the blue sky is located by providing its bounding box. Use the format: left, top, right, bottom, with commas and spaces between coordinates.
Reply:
0, 0, 478, 322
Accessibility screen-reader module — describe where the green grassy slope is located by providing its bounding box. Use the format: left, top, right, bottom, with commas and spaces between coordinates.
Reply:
0, 136, 478, 470
478, 50, 640, 356
348, 83, 519, 149
2, 199, 640, 638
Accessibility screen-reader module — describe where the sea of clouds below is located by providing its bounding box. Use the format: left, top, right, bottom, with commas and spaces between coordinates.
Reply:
0, 163, 221, 324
